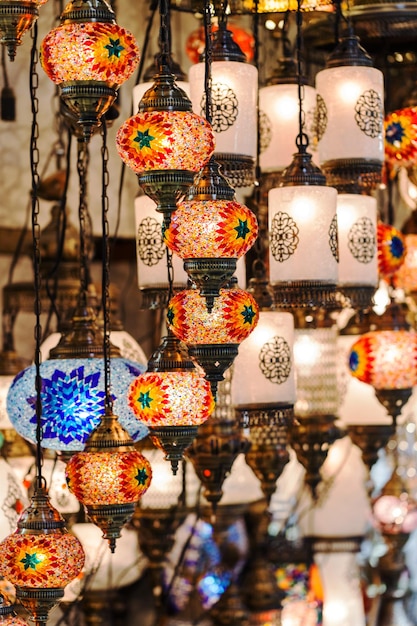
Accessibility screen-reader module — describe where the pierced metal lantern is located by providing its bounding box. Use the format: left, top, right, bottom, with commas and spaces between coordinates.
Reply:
128, 333, 215, 474
337, 193, 378, 309
268, 151, 338, 308
0, 0, 48, 61
315, 34, 384, 193
41, 0, 139, 139
66, 410, 152, 552
116, 66, 214, 231
165, 158, 258, 311
167, 285, 259, 396
189, 21, 258, 187
0, 487, 85, 624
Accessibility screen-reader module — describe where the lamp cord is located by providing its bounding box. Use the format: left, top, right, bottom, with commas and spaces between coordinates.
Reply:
295, 0, 308, 153
29, 22, 44, 489
77, 138, 92, 308
101, 122, 112, 413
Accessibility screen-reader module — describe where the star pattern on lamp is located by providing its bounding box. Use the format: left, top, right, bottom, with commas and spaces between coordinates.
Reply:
135, 468, 149, 486
134, 129, 155, 150
139, 390, 152, 409
241, 304, 256, 325
167, 307, 175, 325
105, 37, 124, 58
20, 552, 43, 571
234, 218, 250, 240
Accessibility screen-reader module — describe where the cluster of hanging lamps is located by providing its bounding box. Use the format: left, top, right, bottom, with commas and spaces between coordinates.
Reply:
0, 0, 48, 61
40, 0, 139, 140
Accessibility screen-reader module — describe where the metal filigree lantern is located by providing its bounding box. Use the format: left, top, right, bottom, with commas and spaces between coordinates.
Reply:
165, 158, 258, 312
128, 333, 215, 474
315, 33, 384, 192
41, 0, 139, 139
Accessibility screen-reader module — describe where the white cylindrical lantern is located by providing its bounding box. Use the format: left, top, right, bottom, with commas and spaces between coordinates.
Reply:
268, 184, 338, 286
135, 193, 188, 308
294, 325, 338, 417
337, 193, 378, 287
189, 26, 258, 187
315, 36, 384, 171
231, 310, 296, 408
259, 83, 317, 172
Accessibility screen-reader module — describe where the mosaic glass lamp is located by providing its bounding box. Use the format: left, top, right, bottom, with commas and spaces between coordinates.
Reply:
377, 221, 407, 279
0, 0, 48, 61
384, 106, 417, 172
337, 193, 378, 309
128, 332, 215, 473
41, 0, 139, 139
66, 409, 152, 552
393, 233, 417, 296
189, 20, 258, 187
165, 158, 258, 311
6, 305, 148, 452
167, 284, 259, 396
315, 34, 384, 193
0, 487, 85, 624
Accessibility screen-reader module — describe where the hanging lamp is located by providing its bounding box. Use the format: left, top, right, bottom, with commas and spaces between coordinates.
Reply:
0, 0, 47, 61
189, 16, 258, 188
41, 0, 139, 140
116, 0, 214, 232
377, 221, 407, 279
268, 2, 338, 309
0, 30, 85, 623
315, 31, 384, 193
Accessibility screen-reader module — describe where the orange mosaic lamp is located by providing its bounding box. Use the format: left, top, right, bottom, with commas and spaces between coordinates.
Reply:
41, 0, 139, 139
128, 333, 215, 473
377, 221, 406, 278
164, 158, 258, 311
393, 233, 417, 295
0, 0, 48, 61
0, 487, 85, 624
167, 284, 259, 396
66, 409, 152, 552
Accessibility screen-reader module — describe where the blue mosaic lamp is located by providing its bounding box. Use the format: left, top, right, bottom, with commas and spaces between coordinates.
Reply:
6, 305, 148, 452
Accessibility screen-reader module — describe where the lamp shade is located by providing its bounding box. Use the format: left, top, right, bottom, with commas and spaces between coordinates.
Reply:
6, 358, 148, 451
0, 0, 48, 61
268, 185, 338, 286
384, 106, 417, 169
337, 194, 378, 287
259, 83, 317, 172
349, 330, 417, 390
231, 310, 296, 408
393, 233, 417, 293
377, 221, 406, 278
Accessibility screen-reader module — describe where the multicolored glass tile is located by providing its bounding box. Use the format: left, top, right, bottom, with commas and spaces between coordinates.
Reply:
377, 221, 406, 277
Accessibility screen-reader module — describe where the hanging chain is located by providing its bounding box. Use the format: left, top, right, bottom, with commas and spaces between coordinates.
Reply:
77, 139, 91, 307
158, 0, 170, 68
203, 0, 213, 125
30, 23, 45, 488
101, 122, 113, 413
296, 0, 309, 152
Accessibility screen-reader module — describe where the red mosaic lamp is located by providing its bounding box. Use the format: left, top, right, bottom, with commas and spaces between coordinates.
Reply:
167, 283, 259, 396
66, 409, 152, 552
0, 487, 85, 624
128, 332, 215, 474
0, 0, 48, 61
41, 0, 139, 139
349, 302, 417, 424
116, 0, 214, 232
377, 221, 407, 279
164, 158, 258, 311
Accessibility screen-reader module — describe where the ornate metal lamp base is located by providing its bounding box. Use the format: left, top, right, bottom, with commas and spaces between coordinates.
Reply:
60, 81, 117, 140
347, 423, 395, 471
374, 388, 413, 425
272, 280, 337, 309
86, 502, 136, 553
184, 258, 237, 312
185, 418, 250, 505
138, 169, 196, 231
189, 343, 239, 398
149, 425, 198, 475
214, 152, 255, 188
236, 403, 294, 428
338, 284, 377, 311
289, 415, 344, 498
139, 283, 187, 310
0, 1, 38, 61
17, 587, 65, 624
321, 158, 382, 194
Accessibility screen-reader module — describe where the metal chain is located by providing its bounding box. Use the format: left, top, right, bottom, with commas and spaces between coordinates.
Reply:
203, 0, 213, 124
101, 122, 112, 413
77, 139, 91, 307
30, 23, 45, 488
158, 0, 170, 68
296, 0, 309, 152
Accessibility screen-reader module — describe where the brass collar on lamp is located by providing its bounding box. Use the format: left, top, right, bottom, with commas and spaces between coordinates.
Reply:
325, 32, 373, 68
60, 0, 115, 23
